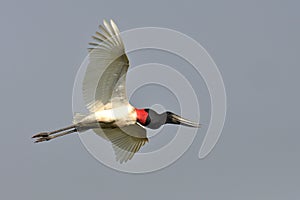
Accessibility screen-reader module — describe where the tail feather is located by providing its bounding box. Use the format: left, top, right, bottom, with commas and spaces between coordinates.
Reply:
73, 112, 86, 124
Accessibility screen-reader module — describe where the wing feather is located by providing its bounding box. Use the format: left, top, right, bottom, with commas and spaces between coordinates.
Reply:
92, 124, 148, 163
110, 20, 124, 47
103, 20, 120, 46
83, 19, 129, 111
94, 31, 113, 46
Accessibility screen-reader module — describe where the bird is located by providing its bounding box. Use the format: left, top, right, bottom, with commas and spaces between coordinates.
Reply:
32, 19, 200, 163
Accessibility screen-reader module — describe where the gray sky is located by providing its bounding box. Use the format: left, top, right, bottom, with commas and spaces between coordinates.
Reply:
0, 0, 299, 199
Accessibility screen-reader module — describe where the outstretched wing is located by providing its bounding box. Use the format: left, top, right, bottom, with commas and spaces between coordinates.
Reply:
83, 20, 148, 163
83, 19, 129, 111
93, 124, 148, 163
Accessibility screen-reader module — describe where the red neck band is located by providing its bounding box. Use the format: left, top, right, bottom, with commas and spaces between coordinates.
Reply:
135, 108, 148, 125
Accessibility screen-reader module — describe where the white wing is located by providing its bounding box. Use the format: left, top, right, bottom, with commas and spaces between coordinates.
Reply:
93, 125, 148, 163
83, 19, 129, 111
83, 20, 148, 163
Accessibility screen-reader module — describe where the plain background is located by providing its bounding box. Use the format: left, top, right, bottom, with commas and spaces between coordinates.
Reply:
1, 0, 299, 199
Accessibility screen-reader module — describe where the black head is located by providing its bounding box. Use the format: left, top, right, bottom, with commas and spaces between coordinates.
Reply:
141, 109, 200, 129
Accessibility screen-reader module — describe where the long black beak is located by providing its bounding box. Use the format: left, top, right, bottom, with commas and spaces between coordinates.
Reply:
166, 112, 201, 128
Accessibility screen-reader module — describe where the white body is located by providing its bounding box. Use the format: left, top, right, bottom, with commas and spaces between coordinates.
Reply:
75, 103, 137, 131
94, 104, 137, 127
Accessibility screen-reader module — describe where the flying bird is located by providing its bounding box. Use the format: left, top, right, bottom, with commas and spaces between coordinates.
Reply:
32, 20, 200, 163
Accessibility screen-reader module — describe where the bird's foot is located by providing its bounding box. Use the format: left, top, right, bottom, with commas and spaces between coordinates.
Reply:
34, 136, 52, 143
32, 132, 52, 143
32, 132, 49, 138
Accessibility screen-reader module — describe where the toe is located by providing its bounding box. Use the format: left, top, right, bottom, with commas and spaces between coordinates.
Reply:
32, 132, 49, 138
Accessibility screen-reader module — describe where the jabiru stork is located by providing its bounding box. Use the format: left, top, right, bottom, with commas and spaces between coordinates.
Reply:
32, 20, 200, 163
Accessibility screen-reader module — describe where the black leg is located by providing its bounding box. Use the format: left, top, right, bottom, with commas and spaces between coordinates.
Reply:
34, 128, 77, 143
